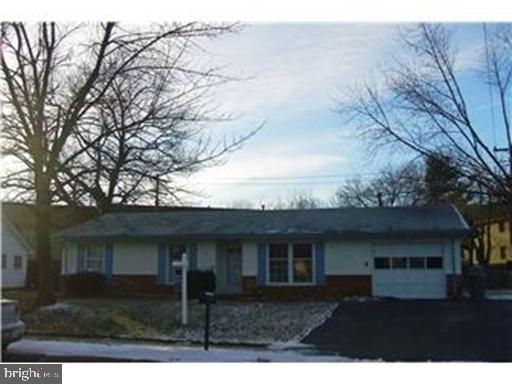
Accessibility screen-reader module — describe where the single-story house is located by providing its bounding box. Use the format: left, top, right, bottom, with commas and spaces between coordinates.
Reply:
1, 216, 33, 288
58, 205, 470, 299
1, 202, 226, 288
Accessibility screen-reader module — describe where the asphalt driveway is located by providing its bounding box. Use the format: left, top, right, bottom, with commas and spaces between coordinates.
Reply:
303, 299, 512, 362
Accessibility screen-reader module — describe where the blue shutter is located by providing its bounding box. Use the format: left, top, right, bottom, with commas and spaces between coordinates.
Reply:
314, 242, 326, 285
257, 243, 267, 286
188, 243, 198, 271
105, 243, 114, 281
77, 243, 85, 272
157, 243, 167, 285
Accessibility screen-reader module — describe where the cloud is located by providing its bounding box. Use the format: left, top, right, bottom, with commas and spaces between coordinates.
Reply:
203, 24, 400, 120
181, 131, 347, 205
182, 24, 403, 205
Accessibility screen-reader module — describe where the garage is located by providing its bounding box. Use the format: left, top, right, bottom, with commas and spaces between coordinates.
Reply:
371, 243, 447, 299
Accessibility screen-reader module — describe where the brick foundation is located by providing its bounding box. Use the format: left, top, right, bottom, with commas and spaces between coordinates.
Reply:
62, 273, 461, 299
110, 275, 176, 295
242, 275, 372, 300
446, 274, 463, 298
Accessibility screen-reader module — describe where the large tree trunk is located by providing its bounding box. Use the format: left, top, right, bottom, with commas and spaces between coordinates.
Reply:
35, 173, 55, 306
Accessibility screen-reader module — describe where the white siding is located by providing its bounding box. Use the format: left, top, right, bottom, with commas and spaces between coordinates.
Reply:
60, 237, 464, 282
1, 221, 30, 288
62, 241, 158, 276
197, 241, 216, 271
325, 241, 372, 275
325, 239, 463, 276
113, 242, 158, 275
62, 240, 219, 276
373, 242, 444, 258
242, 241, 257, 276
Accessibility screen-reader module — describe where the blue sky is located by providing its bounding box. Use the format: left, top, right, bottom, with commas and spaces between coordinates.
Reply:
177, 23, 507, 207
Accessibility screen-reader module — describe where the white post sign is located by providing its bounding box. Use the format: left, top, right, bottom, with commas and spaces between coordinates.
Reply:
172, 252, 188, 325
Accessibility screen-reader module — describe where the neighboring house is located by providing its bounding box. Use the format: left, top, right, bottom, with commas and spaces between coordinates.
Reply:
480, 219, 512, 265
1, 216, 33, 288
58, 205, 469, 299
461, 204, 512, 266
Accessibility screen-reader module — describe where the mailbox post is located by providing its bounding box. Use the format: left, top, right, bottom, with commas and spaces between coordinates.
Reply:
172, 252, 188, 325
199, 291, 215, 350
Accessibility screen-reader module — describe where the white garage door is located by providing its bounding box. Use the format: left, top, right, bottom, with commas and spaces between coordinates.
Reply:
372, 256, 446, 299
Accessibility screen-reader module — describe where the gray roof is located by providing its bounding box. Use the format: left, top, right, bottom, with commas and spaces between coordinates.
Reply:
58, 205, 469, 241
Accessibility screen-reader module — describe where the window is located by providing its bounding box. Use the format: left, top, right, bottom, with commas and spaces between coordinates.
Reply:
86, 245, 104, 273
409, 257, 425, 269
13, 255, 22, 270
391, 257, 407, 269
2, 253, 6, 269
375, 256, 442, 270
268, 243, 315, 284
374, 257, 390, 269
268, 243, 289, 283
169, 244, 187, 263
426, 257, 443, 269
499, 221, 506, 233
500, 246, 507, 260
292, 243, 313, 283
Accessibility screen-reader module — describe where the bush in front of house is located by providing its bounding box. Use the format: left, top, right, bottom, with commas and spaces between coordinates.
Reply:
63, 272, 109, 297
187, 270, 216, 299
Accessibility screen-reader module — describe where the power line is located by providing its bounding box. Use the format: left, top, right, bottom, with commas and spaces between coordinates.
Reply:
197, 172, 381, 183
201, 180, 359, 186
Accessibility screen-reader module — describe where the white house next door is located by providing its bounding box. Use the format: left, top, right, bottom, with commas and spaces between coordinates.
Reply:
216, 242, 242, 294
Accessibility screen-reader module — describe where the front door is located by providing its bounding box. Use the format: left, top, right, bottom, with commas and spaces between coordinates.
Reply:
216, 241, 242, 294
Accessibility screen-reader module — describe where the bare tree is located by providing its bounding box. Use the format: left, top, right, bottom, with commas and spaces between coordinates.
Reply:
339, 23, 511, 204
332, 161, 426, 207
0, 22, 245, 305
53, 55, 259, 212
263, 191, 322, 210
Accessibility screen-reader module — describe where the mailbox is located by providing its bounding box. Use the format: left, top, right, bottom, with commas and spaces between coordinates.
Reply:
199, 291, 216, 305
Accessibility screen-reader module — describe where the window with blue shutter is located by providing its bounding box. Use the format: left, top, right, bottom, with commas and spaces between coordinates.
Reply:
314, 242, 325, 285
157, 243, 167, 285
257, 243, 267, 286
105, 243, 114, 281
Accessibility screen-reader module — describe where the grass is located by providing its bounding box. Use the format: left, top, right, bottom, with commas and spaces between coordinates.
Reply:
23, 298, 201, 340
2, 291, 336, 345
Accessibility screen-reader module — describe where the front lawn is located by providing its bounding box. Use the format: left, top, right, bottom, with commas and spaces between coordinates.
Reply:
7, 293, 335, 346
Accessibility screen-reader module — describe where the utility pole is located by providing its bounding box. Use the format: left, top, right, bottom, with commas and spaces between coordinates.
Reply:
155, 176, 160, 208
493, 145, 512, 175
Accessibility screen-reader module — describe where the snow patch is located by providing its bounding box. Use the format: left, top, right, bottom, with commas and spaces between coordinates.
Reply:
7, 338, 358, 362
343, 296, 380, 303
486, 290, 512, 300
29, 300, 339, 347
39, 303, 81, 314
